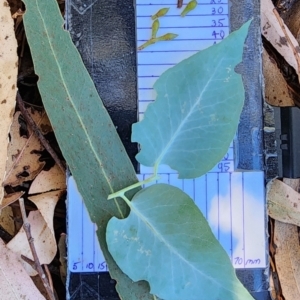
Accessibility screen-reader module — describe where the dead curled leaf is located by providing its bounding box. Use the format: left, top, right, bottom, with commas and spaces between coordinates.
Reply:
29, 164, 66, 195
28, 190, 63, 235
274, 221, 300, 300
3, 111, 47, 187
6, 190, 61, 276
284, 1, 300, 45
0, 0, 18, 204
263, 48, 295, 106
261, 0, 300, 78
267, 178, 300, 226
0, 205, 14, 236
0, 238, 45, 300
0, 191, 25, 209
58, 233, 67, 285
29, 108, 53, 135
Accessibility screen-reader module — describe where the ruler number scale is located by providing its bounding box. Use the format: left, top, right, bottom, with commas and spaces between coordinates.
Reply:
68, 0, 266, 273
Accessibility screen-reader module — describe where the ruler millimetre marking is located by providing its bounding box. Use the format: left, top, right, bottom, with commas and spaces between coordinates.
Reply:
68, 0, 266, 272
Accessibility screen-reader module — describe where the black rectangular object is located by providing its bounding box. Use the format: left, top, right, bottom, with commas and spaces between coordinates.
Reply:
66, 0, 139, 172
275, 106, 300, 178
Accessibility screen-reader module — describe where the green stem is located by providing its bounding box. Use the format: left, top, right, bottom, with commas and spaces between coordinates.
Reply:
137, 38, 156, 51
138, 33, 178, 51
119, 194, 132, 207
153, 295, 157, 300
107, 173, 159, 200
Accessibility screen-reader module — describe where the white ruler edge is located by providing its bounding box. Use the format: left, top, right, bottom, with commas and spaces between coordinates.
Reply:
68, 0, 266, 273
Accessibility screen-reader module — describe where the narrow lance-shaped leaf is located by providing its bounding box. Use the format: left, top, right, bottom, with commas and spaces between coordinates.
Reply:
132, 21, 251, 179
22, 0, 152, 298
107, 184, 254, 300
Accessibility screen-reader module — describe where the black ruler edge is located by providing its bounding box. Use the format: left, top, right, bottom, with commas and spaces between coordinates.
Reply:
66, 0, 270, 299
231, 0, 270, 298
66, 1, 138, 299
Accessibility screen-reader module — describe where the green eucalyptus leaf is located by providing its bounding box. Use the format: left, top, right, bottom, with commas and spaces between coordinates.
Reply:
107, 184, 253, 300
22, 0, 152, 299
132, 21, 251, 179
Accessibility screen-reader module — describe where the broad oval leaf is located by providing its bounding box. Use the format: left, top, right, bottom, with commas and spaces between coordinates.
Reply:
107, 184, 253, 300
132, 21, 251, 179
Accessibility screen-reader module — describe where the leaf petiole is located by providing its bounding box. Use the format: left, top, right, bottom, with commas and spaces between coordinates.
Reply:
107, 173, 159, 200
138, 33, 178, 51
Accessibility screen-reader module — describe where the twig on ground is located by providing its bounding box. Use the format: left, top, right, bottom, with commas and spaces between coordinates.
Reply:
18, 198, 56, 300
21, 254, 36, 270
16, 92, 66, 174
44, 264, 54, 293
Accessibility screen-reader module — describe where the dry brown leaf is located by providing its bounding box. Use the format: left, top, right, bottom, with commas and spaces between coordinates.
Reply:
269, 274, 276, 300
29, 164, 66, 194
284, 1, 300, 45
269, 217, 284, 300
7, 209, 57, 276
0, 205, 14, 236
3, 111, 46, 187
261, 0, 300, 78
267, 178, 300, 226
0, 0, 18, 204
263, 48, 295, 106
29, 109, 53, 135
0, 238, 45, 299
0, 191, 24, 209
58, 233, 67, 285
274, 221, 300, 300
28, 190, 62, 235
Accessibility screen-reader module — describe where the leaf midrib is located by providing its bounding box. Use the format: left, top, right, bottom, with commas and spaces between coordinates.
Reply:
155, 59, 223, 167
129, 198, 241, 297
34, 0, 123, 217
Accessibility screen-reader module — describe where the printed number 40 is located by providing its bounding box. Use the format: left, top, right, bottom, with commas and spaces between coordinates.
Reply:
212, 30, 225, 39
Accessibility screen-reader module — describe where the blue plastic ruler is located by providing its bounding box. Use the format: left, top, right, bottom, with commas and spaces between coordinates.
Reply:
68, 0, 266, 273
